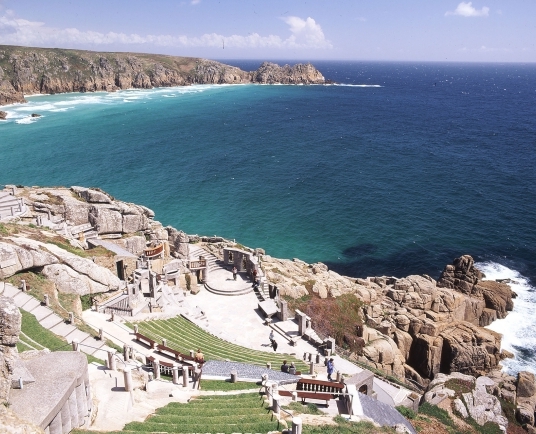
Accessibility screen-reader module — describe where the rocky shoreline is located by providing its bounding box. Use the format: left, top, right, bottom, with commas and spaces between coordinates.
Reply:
3, 184, 536, 431
0, 45, 326, 106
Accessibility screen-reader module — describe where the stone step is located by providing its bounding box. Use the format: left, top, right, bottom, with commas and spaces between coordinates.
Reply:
203, 282, 253, 296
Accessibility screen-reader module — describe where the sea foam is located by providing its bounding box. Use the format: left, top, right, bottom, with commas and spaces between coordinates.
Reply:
477, 261, 536, 375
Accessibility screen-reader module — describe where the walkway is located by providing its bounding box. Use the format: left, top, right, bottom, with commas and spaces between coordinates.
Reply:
0, 282, 112, 360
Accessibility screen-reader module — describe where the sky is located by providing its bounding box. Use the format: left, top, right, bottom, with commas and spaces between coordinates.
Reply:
0, 0, 534, 62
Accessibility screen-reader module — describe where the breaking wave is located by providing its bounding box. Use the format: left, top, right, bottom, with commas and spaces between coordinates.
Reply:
477, 261, 536, 375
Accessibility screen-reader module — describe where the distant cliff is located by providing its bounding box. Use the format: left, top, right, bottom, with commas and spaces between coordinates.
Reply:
0, 45, 325, 106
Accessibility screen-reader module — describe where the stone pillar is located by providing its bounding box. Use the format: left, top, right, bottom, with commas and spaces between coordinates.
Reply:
111, 311, 115, 322
230, 370, 238, 383
182, 367, 189, 388
107, 350, 117, 371
190, 350, 194, 358
292, 391, 298, 402
172, 364, 179, 385
124, 367, 133, 392
123, 344, 129, 361
72, 339, 79, 352
153, 361, 160, 380
48, 411, 62, 434
266, 362, 271, 369
162, 338, 167, 347
148, 372, 154, 382
292, 417, 303, 434
20, 280, 26, 292
336, 371, 342, 383
75, 382, 88, 422
326, 337, 336, 353
272, 393, 280, 417
98, 328, 103, 340
68, 389, 79, 429
134, 324, 139, 334
266, 382, 274, 406
278, 299, 289, 321
44, 294, 49, 306
60, 400, 72, 434
296, 311, 306, 335
309, 361, 315, 375
303, 352, 308, 361
68, 312, 74, 324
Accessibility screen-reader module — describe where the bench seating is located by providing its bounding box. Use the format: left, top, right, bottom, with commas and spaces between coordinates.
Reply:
278, 389, 336, 405
135, 332, 157, 349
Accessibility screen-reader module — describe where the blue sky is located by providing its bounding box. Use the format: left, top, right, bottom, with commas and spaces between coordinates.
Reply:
0, 0, 534, 62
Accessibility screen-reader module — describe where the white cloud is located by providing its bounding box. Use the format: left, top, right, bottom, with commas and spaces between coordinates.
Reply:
0, 12, 331, 50
191, 0, 201, 5
445, 2, 490, 17
281, 16, 331, 49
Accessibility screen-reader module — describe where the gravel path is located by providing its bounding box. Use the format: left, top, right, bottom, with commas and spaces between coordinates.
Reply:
202, 360, 300, 384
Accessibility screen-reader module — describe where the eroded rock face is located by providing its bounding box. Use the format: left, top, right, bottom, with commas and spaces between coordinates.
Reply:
0, 405, 44, 433
167, 228, 189, 259
0, 46, 326, 106
0, 242, 59, 280
251, 62, 325, 84
0, 296, 21, 403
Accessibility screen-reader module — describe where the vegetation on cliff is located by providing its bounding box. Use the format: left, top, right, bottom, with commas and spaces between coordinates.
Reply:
0, 44, 325, 105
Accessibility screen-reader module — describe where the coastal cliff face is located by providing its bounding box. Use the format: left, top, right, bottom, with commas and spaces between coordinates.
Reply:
0, 186, 516, 388
0, 45, 325, 106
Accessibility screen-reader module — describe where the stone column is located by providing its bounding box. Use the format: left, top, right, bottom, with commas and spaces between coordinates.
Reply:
60, 400, 72, 434
315, 354, 321, 364
272, 393, 280, 417
266, 362, 271, 369
336, 371, 342, 382
107, 350, 117, 371
309, 361, 314, 375
162, 338, 167, 347
72, 339, 79, 352
69, 312, 74, 324
134, 324, 139, 334
292, 391, 298, 402
172, 364, 179, 385
75, 382, 88, 422
182, 367, 189, 388
292, 417, 303, 434
123, 345, 129, 361
153, 360, 160, 380
68, 389, 79, 428
20, 280, 26, 292
48, 412, 62, 434
98, 328, 103, 340
189, 350, 194, 358
230, 370, 238, 383
44, 294, 50, 306
124, 367, 133, 392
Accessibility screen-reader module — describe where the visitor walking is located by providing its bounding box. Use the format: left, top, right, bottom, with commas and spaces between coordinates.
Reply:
271, 339, 278, 352
232, 266, 238, 281
269, 330, 274, 344
327, 358, 334, 381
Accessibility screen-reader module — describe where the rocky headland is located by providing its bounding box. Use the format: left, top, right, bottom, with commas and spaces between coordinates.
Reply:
2, 184, 536, 432
0, 45, 326, 106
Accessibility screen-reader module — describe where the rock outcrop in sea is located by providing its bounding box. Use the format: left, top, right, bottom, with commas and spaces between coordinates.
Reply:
0, 45, 326, 106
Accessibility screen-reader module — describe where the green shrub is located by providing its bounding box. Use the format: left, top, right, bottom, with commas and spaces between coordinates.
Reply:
396, 405, 417, 419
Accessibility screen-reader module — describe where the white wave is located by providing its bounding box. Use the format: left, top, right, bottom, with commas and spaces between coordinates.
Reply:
49, 107, 74, 112
478, 261, 536, 375
15, 116, 41, 124
15, 103, 57, 112
332, 84, 383, 88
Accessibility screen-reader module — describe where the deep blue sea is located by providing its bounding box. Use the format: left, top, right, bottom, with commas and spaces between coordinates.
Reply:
1, 61, 536, 372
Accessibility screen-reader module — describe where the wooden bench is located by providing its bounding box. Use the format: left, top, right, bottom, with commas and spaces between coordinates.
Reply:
297, 378, 344, 395
156, 344, 202, 367
135, 333, 157, 349
278, 389, 336, 405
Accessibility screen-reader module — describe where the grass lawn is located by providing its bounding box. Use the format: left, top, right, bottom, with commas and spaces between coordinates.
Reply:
19, 309, 104, 365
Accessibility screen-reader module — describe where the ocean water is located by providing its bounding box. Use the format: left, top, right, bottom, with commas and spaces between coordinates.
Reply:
1, 61, 535, 373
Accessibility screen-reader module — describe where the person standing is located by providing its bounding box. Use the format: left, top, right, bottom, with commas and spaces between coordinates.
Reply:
327, 358, 334, 381
232, 266, 238, 281
271, 339, 278, 352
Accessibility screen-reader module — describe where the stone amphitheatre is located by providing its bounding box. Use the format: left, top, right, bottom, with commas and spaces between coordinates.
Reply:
1, 184, 536, 434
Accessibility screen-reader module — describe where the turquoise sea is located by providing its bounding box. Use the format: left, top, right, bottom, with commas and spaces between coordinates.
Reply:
1, 61, 536, 372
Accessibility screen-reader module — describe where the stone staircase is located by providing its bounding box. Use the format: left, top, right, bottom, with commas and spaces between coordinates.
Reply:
0, 191, 27, 221
1, 282, 113, 361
